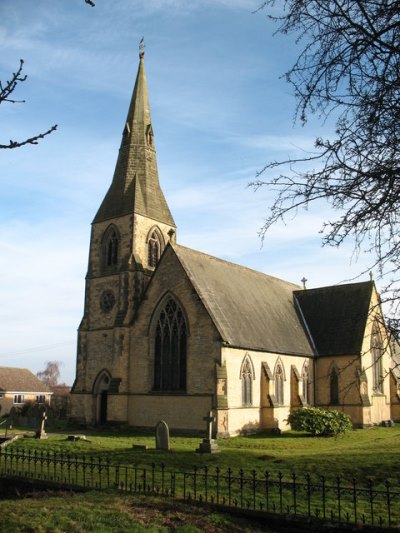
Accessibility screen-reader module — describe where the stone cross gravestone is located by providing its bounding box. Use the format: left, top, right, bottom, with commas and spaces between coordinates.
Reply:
35, 408, 47, 439
155, 420, 170, 450
196, 410, 220, 454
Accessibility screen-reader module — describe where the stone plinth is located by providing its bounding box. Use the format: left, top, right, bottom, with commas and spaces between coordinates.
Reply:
196, 438, 220, 454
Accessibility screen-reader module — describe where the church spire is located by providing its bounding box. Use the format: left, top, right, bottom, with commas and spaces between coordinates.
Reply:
93, 43, 175, 227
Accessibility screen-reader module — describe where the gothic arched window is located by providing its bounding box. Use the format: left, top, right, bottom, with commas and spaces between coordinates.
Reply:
371, 323, 384, 393
275, 363, 284, 405
154, 298, 187, 391
102, 226, 119, 269
241, 356, 254, 406
330, 367, 339, 404
148, 228, 163, 268
302, 363, 310, 404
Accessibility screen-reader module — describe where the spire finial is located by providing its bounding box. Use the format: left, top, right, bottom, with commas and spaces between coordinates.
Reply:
369, 271, 374, 282
301, 277, 308, 290
139, 37, 145, 59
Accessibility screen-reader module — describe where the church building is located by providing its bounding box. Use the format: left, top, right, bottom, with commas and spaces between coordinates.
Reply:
70, 47, 398, 435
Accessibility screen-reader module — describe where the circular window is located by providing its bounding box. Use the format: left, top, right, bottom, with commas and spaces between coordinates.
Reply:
100, 291, 116, 313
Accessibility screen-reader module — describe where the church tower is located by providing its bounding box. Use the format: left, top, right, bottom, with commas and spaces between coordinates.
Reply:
71, 44, 176, 425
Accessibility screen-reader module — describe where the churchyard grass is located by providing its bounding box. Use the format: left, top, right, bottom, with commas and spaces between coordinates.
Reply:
0, 491, 276, 532
4, 426, 400, 527
9, 424, 399, 482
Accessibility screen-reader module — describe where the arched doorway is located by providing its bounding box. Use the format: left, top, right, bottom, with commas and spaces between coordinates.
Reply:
93, 371, 111, 425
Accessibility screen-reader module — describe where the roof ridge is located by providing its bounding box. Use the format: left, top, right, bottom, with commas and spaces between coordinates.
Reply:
294, 280, 371, 294
172, 243, 302, 289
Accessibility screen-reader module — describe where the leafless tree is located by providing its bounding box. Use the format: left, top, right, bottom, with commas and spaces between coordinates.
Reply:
37, 361, 61, 388
253, 1, 400, 324
0, 60, 57, 149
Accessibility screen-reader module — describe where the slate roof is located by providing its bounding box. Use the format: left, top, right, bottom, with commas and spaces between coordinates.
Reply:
0, 367, 52, 393
94, 54, 175, 226
172, 244, 314, 356
294, 282, 373, 356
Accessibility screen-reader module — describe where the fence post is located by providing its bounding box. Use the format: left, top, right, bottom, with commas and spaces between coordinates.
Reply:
252, 470, 257, 510
215, 466, 220, 504
227, 467, 232, 506
352, 477, 357, 524
385, 480, 391, 527
161, 463, 165, 494
239, 469, 244, 508
292, 472, 297, 515
368, 478, 374, 526
193, 465, 197, 500
306, 473, 311, 517
336, 476, 341, 522
204, 466, 208, 502
279, 471, 283, 514
265, 471, 270, 512
321, 475, 326, 520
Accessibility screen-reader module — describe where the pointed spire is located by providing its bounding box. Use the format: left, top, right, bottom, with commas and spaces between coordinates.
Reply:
93, 44, 175, 227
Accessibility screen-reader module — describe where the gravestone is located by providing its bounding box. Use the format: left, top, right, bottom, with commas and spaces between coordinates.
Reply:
35, 408, 47, 439
155, 420, 170, 450
196, 411, 220, 454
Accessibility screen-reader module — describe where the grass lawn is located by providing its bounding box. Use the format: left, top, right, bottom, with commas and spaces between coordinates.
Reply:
2, 426, 399, 530
0, 491, 289, 532
8, 424, 400, 483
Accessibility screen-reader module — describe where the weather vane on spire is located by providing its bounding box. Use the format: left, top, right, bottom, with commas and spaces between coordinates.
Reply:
139, 37, 145, 58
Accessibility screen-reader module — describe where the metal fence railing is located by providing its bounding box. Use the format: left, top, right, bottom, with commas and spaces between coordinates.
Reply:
0, 447, 398, 529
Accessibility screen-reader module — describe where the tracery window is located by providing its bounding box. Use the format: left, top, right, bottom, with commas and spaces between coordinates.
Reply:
330, 367, 339, 404
102, 226, 119, 269
148, 228, 163, 268
275, 363, 284, 405
154, 298, 187, 391
371, 323, 384, 393
241, 356, 254, 406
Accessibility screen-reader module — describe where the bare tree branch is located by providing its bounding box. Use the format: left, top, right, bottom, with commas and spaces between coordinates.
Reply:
0, 125, 58, 149
0, 60, 57, 150
254, 0, 400, 315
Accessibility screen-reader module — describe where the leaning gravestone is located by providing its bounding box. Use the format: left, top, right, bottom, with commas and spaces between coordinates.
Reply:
155, 420, 170, 450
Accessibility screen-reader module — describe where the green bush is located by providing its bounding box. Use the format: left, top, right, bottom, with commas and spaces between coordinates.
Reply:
287, 407, 352, 437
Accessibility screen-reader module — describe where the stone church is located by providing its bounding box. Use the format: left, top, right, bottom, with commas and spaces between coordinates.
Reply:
70, 48, 398, 435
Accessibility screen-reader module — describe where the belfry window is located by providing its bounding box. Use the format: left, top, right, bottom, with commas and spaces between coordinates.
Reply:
154, 298, 187, 391
148, 228, 163, 268
330, 367, 339, 404
371, 323, 384, 393
241, 356, 254, 406
102, 226, 119, 269
275, 363, 284, 405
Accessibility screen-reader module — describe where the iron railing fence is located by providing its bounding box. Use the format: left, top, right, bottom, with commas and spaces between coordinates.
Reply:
0, 447, 398, 529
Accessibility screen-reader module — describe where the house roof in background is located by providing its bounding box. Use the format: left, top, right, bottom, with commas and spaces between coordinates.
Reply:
0, 367, 52, 393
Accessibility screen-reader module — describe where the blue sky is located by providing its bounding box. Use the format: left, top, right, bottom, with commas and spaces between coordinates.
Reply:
0, 0, 374, 384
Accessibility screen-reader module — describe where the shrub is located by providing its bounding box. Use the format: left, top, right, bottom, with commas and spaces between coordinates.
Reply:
287, 407, 352, 437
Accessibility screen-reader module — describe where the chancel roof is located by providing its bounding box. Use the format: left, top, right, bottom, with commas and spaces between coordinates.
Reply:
172, 244, 314, 356
294, 282, 373, 356
0, 367, 52, 393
